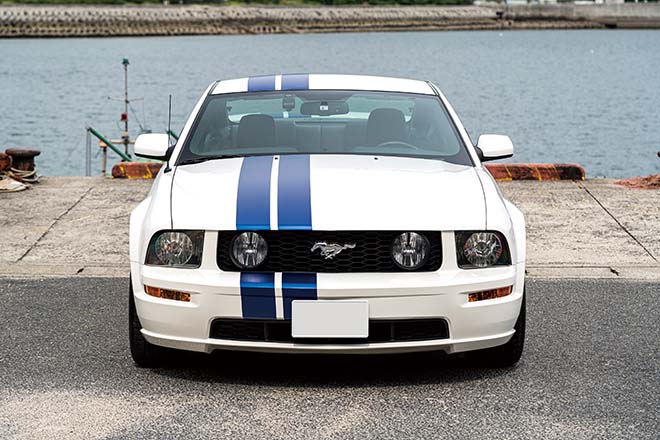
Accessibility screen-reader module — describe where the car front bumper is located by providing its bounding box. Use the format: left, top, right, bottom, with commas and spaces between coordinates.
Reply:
131, 259, 524, 355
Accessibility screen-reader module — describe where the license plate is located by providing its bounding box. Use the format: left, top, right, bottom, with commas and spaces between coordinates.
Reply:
291, 300, 369, 338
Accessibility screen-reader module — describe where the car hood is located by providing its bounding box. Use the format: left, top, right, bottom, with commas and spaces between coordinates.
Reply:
170, 154, 486, 231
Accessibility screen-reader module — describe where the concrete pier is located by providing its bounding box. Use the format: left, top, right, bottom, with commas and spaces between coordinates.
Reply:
0, 177, 658, 279
1, 4, 660, 38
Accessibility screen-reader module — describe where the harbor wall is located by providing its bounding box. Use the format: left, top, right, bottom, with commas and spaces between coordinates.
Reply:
504, 3, 660, 28
2, 4, 660, 38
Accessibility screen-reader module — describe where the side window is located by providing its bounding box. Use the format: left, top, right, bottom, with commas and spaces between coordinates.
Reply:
188, 98, 232, 155
409, 98, 462, 155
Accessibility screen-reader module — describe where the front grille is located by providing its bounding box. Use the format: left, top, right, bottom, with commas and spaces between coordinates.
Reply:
209, 319, 449, 343
216, 230, 443, 272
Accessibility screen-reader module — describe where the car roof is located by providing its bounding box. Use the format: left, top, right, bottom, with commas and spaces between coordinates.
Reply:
211, 74, 436, 96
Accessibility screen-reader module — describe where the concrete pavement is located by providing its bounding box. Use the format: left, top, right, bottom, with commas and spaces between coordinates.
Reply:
0, 277, 658, 439
0, 176, 659, 279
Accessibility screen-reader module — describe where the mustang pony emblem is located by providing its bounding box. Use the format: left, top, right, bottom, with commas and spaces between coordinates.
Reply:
311, 242, 356, 260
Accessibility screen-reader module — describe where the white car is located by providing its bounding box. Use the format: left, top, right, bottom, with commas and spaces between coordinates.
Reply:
129, 74, 526, 368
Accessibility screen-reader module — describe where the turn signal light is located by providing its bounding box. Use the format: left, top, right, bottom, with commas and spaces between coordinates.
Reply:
145, 285, 191, 302
468, 286, 513, 302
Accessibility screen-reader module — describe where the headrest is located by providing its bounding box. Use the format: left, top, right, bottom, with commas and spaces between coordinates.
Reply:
367, 108, 406, 146
237, 114, 276, 148
410, 99, 436, 130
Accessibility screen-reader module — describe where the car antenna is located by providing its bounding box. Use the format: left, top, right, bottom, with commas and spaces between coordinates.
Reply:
164, 94, 172, 173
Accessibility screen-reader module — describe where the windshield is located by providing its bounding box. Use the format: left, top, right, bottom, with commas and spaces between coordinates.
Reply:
177, 90, 472, 166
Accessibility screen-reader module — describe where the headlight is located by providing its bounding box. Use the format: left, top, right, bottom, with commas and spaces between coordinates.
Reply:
231, 232, 268, 269
145, 230, 204, 268
456, 231, 510, 268
391, 232, 430, 270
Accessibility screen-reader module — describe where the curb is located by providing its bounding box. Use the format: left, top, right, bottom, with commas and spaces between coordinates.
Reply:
485, 163, 585, 181
111, 161, 586, 181
615, 174, 660, 190
111, 162, 163, 179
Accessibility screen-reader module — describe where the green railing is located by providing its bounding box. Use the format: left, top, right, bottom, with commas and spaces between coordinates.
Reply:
85, 127, 180, 176
87, 127, 132, 161
85, 126, 132, 176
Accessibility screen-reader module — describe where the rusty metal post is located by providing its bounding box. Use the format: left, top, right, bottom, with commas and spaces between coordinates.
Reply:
122, 58, 130, 156
86, 128, 92, 176
101, 144, 108, 177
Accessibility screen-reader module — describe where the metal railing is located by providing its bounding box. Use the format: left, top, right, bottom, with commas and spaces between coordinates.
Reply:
85, 126, 132, 176
85, 127, 181, 176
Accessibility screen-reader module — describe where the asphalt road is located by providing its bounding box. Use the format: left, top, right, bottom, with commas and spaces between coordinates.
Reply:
0, 278, 658, 439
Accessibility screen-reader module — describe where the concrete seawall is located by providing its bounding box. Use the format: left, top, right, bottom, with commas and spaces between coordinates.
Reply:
2, 4, 659, 38
505, 3, 660, 28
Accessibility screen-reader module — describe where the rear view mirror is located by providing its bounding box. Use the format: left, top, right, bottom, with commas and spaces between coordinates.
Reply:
300, 101, 349, 116
135, 133, 172, 161
476, 134, 514, 162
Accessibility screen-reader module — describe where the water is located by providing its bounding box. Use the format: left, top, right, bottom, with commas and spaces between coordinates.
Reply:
1, 30, 659, 177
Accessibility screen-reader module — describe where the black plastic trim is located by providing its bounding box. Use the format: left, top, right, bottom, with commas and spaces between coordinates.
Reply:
217, 230, 443, 273
210, 318, 450, 344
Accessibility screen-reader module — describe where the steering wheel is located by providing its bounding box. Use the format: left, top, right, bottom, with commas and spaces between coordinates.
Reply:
376, 141, 420, 150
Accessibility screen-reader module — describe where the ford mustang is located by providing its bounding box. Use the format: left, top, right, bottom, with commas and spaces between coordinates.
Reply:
129, 74, 526, 368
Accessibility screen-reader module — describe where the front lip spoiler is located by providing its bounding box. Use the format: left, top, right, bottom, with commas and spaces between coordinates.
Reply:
141, 328, 515, 355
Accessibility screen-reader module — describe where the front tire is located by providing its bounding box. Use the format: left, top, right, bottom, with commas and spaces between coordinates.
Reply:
472, 288, 526, 368
129, 278, 165, 368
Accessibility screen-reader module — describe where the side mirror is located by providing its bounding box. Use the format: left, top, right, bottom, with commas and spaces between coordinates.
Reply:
134, 133, 173, 161
476, 134, 514, 162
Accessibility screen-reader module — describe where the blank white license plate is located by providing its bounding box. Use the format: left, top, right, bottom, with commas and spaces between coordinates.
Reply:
291, 300, 369, 338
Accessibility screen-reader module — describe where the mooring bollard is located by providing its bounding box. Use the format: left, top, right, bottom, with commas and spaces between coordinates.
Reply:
5, 148, 41, 172
0, 152, 11, 172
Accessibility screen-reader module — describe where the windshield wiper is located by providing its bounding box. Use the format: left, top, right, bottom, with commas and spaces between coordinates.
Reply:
178, 154, 242, 165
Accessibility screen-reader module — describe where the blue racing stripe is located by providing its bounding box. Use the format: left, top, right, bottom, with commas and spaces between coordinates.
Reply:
281, 74, 309, 91
282, 272, 317, 320
248, 75, 276, 92
240, 272, 276, 319
236, 156, 273, 230
278, 155, 312, 230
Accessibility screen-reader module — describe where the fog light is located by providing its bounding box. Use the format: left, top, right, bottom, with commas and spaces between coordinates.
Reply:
391, 232, 430, 270
468, 286, 513, 302
145, 285, 191, 302
231, 232, 268, 269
